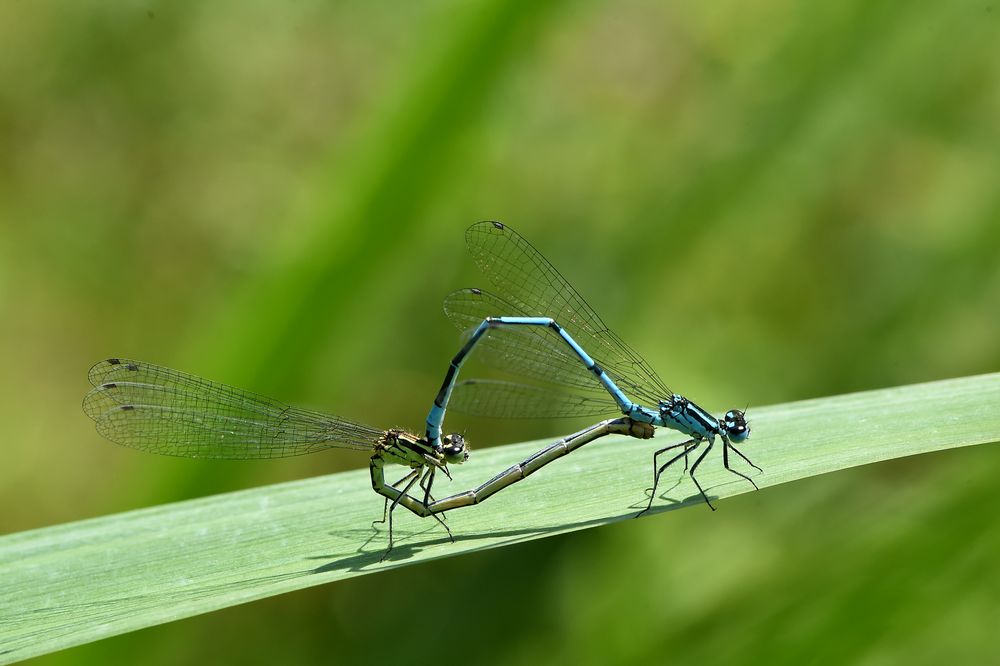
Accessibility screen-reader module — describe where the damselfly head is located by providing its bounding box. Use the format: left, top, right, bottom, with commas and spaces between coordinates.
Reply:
441, 433, 470, 464
723, 409, 750, 443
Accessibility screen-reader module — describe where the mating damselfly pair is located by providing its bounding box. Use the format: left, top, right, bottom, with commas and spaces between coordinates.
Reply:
84, 222, 759, 558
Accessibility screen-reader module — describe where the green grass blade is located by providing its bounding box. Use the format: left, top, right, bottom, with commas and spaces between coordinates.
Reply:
2, 372, 999, 663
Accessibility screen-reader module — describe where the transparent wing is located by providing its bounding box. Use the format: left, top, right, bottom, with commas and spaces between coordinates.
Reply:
445, 288, 611, 395
450, 380, 617, 419
444, 287, 666, 406
83, 359, 384, 459
463, 221, 671, 402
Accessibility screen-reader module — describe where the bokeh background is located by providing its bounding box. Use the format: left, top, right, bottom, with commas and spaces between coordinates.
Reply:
2, 0, 999, 663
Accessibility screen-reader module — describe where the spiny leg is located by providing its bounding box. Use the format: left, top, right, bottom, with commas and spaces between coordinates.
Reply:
378, 467, 453, 541
423, 468, 446, 516
727, 441, 764, 475
420, 467, 437, 505
636, 439, 699, 518
688, 439, 716, 511
380, 471, 422, 561
722, 441, 760, 490
647, 439, 697, 490
419, 467, 454, 541
418, 466, 445, 515
429, 512, 454, 543
373, 469, 418, 529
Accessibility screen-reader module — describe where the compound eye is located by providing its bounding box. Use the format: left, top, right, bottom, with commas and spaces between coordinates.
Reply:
441, 434, 469, 463
722, 409, 749, 442
728, 423, 750, 443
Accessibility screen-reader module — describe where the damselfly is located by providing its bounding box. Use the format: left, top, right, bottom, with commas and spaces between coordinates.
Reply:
424, 221, 760, 513
83, 358, 469, 558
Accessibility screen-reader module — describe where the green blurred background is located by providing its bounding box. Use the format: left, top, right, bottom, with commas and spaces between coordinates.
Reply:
2, 0, 999, 663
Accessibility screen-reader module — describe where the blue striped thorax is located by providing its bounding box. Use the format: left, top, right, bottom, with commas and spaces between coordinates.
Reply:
658, 395, 718, 439
656, 395, 750, 443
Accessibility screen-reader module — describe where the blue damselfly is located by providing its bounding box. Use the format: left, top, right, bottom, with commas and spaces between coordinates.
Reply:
424, 221, 760, 513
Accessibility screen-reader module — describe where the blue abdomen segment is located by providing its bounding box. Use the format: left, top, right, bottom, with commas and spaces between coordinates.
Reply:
425, 315, 637, 446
